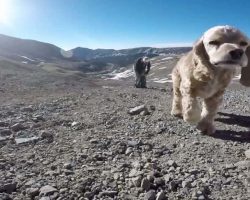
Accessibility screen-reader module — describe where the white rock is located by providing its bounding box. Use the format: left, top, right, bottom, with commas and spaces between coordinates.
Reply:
15, 137, 39, 144
71, 121, 79, 127
128, 105, 148, 115
245, 149, 250, 159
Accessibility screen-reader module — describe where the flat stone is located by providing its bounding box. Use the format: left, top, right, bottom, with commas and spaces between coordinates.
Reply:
235, 160, 250, 169
127, 140, 141, 147
39, 185, 57, 196
141, 178, 151, 191
26, 187, 39, 197
128, 105, 148, 115
63, 169, 74, 175
11, 123, 25, 132
156, 190, 166, 200
45, 170, 59, 176
15, 136, 39, 144
144, 190, 156, 200
24, 179, 36, 187
21, 106, 34, 112
224, 164, 236, 170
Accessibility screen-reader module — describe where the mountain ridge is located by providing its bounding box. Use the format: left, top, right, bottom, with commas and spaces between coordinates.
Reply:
0, 33, 191, 61
0, 33, 191, 73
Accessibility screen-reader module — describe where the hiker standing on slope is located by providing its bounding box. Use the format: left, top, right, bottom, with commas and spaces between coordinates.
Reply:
134, 57, 151, 88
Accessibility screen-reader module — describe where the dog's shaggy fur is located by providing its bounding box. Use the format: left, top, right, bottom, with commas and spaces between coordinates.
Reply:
171, 25, 250, 135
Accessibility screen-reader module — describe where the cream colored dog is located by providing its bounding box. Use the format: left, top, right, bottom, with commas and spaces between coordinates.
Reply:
171, 25, 250, 135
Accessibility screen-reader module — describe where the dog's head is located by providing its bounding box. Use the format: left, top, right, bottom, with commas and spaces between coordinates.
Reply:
194, 25, 249, 69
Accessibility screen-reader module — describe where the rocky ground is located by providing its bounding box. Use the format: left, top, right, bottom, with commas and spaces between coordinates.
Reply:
1, 58, 250, 200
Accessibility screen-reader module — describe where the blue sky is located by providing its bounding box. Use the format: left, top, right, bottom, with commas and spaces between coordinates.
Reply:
0, 0, 250, 50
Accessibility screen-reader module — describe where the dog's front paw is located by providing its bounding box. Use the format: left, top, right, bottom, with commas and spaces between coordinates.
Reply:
171, 107, 182, 118
197, 121, 216, 135
183, 109, 201, 124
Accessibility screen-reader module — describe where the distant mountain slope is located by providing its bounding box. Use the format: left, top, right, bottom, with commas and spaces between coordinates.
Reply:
0, 34, 71, 62
71, 46, 191, 60
0, 33, 191, 73
70, 46, 191, 68
71, 47, 117, 60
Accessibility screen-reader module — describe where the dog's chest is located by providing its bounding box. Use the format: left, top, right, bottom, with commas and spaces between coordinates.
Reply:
196, 69, 234, 98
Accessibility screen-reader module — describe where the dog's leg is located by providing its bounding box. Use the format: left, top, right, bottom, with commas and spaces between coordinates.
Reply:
182, 95, 200, 124
197, 90, 224, 135
180, 81, 201, 124
171, 69, 182, 117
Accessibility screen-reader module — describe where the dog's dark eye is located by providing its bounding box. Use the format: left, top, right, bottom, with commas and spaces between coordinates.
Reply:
240, 41, 248, 46
209, 40, 220, 46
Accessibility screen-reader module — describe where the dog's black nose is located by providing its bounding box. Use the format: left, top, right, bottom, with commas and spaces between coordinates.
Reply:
230, 49, 244, 60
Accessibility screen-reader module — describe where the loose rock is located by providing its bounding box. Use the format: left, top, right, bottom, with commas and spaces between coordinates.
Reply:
128, 105, 148, 115
39, 185, 58, 196
245, 149, 250, 159
144, 190, 156, 200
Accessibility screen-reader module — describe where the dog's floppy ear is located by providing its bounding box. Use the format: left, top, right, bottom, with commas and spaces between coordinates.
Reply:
193, 38, 214, 82
193, 38, 209, 62
240, 46, 250, 87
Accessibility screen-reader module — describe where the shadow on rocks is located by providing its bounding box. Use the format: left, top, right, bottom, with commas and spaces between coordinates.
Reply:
212, 130, 250, 143
146, 86, 171, 92
213, 112, 250, 142
216, 112, 250, 128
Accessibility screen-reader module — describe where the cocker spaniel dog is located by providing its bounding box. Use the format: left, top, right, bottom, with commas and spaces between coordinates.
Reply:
171, 25, 250, 135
